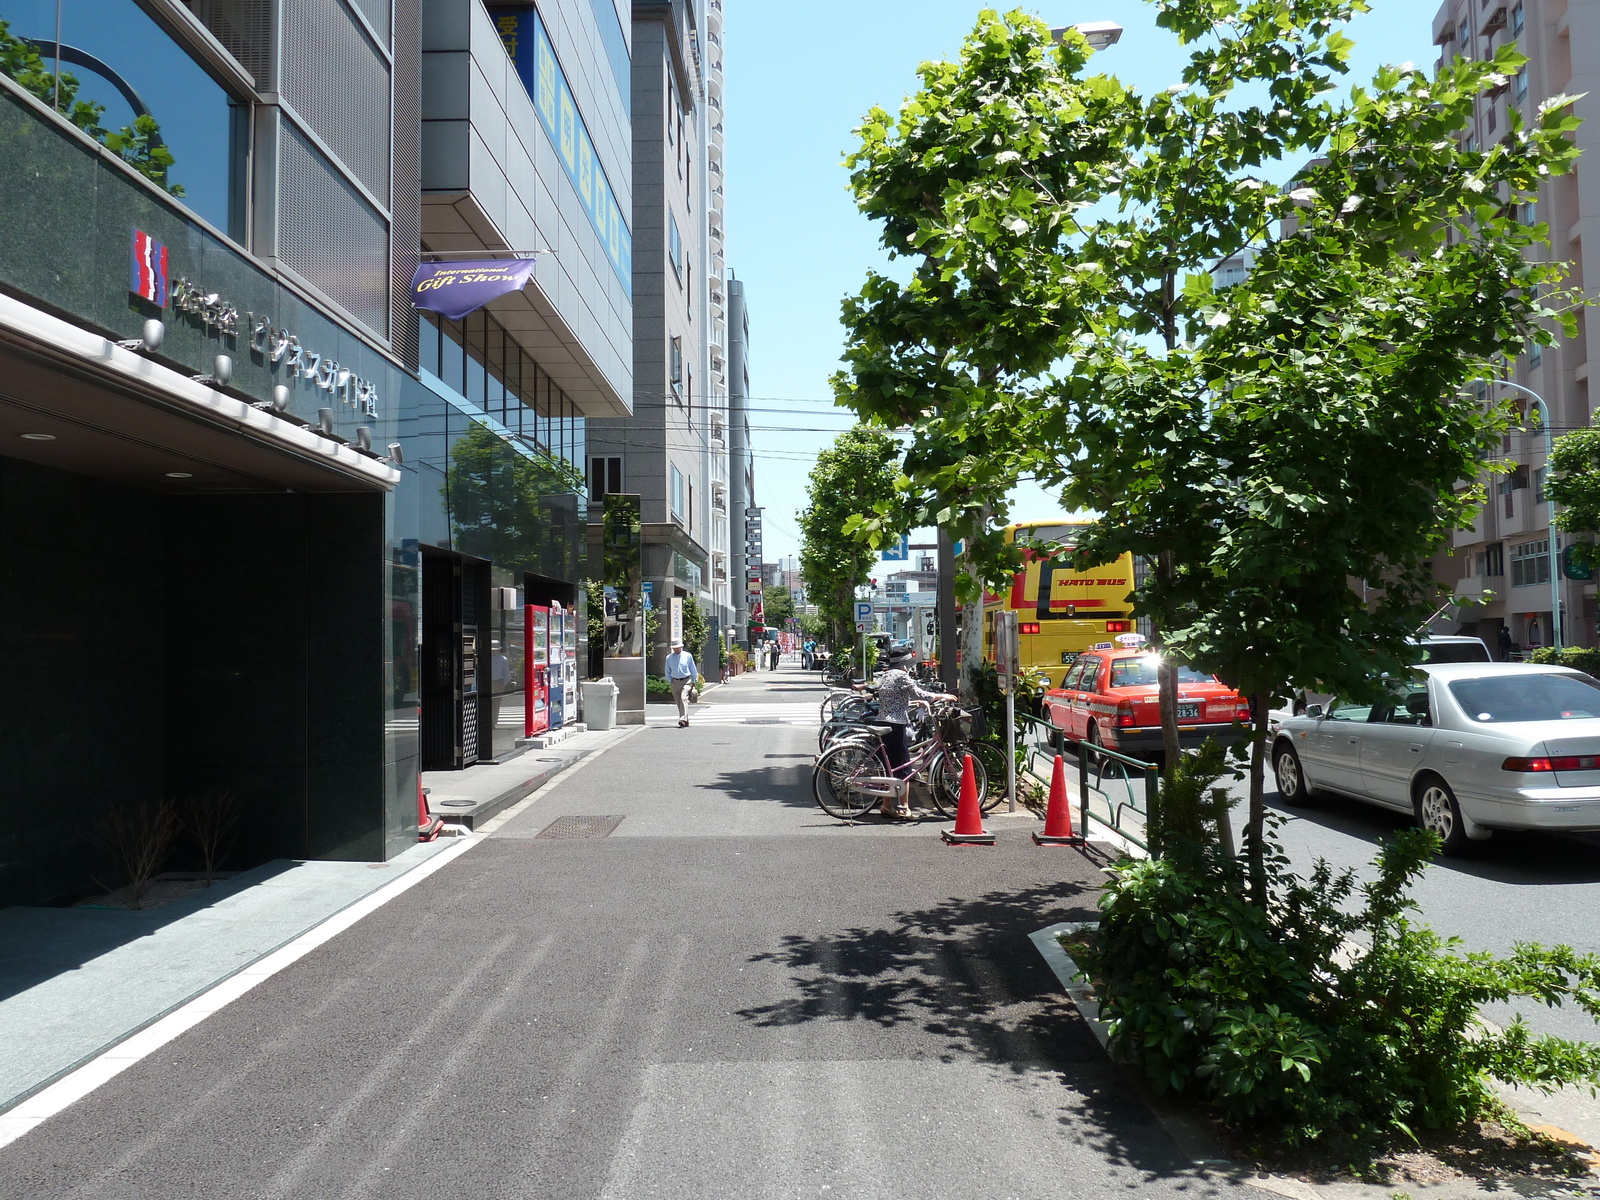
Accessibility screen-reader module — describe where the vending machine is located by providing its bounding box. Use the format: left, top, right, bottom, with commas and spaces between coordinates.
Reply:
561, 606, 578, 724
525, 604, 550, 737
548, 602, 567, 728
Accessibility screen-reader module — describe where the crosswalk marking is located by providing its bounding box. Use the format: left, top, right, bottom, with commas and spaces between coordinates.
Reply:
647, 701, 820, 727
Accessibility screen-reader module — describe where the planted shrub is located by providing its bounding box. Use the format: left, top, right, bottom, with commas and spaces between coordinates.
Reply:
1075, 814, 1600, 1146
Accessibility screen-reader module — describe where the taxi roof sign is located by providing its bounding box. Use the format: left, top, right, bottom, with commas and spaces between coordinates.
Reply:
1089, 642, 1114, 651
1115, 633, 1149, 647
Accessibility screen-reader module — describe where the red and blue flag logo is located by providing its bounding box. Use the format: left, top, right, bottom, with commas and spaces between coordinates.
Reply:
130, 229, 168, 305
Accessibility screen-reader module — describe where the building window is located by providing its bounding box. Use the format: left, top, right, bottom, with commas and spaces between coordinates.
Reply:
590, 455, 622, 501
0, 0, 250, 239
671, 464, 685, 521
1512, 539, 1552, 587
1529, 337, 1542, 366
686, 260, 693, 321
666, 73, 674, 143
1478, 544, 1505, 577
669, 212, 682, 277
1458, 17, 1469, 46
670, 336, 683, 401
1511, 2, 1524, 35
1487, 104, 1497, 133
1535, 467, 1547, 504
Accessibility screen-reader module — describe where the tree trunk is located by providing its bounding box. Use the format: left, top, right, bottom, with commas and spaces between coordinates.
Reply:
1244, 690, 1269, 904
957, 501, 991, 707
1156, 550, 1181, 772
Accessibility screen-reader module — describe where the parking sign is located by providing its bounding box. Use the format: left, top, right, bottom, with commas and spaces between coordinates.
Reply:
854, 601, 873, 624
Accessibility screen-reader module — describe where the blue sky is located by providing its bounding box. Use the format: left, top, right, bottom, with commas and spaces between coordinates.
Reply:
723, 1, 1443, 572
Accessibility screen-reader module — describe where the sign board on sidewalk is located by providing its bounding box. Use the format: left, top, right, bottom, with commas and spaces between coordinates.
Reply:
669, 595, 684, 648
641, 580, 654, 610
856, 622, 867, 633
854, 600, 873, 624
994, 610, 1019, 691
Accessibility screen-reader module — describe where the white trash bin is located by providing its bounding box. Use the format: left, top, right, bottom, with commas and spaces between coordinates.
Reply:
581, 678, 620, 731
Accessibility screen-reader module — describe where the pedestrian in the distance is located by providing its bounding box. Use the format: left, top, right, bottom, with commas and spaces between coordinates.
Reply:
768, 640, 780, 671
665, 640, 697, 727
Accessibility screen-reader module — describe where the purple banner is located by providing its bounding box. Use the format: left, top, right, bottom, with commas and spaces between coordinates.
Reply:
410, 259, 536, 322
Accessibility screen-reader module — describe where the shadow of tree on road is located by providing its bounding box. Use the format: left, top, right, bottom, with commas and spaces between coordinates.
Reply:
732, 871, 1212, 1178
736, 876, 1102, 1057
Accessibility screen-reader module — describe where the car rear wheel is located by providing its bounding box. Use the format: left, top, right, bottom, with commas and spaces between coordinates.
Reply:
1273, 744, 1315, 804
1414, 776, 1471, 856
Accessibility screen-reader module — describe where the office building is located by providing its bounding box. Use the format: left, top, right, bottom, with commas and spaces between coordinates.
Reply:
0, 0, 627, 905
586, 0, 727, 673
1430, 0, 1600, 651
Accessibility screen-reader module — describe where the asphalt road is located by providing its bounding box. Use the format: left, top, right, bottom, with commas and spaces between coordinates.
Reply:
0, 667, 1252, 1200
1217, 759, 1600, 1043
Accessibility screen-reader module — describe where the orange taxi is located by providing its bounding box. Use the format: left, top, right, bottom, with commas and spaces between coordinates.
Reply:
1042, 640, 1250, 759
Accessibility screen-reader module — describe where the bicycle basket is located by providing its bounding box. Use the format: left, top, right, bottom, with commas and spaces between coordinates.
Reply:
937, 706, 973, 742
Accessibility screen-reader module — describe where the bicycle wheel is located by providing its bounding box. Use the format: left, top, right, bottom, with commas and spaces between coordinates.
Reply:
813, 740, 886, 820
928, 747, 989, 817
963, 742, 1009, 813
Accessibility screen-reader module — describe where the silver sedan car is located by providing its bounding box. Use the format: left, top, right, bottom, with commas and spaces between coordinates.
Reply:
1272, 662, 1600, 854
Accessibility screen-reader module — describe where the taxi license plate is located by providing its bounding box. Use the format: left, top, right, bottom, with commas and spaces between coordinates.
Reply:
1178, 702, 1201, 720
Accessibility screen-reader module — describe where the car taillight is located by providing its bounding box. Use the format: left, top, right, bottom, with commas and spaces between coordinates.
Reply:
1020, 622, 1040, 634
1504, 755, 1600, 772
1502, 757, 1554, 772
1115, 700, 1137, 728
1105, 620, 1131, 633
1235, 701, 1251, 720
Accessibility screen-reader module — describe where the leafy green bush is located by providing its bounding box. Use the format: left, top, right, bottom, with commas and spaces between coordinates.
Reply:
1075, 813, 1600, 1146
1528, 645, 1600, 678
645, 674, 671, 700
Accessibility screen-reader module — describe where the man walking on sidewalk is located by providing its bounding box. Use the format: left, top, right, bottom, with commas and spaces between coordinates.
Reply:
665, 640, 697, 727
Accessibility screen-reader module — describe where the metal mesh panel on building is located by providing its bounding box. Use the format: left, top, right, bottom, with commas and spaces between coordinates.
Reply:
390, 0, 421, 367
346, 0, 392, 41
183, 0, 273, 86
279, 118, 390, 338
281, 0, 391, 206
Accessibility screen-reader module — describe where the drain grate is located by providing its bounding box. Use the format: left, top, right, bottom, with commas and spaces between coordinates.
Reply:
743, 718, 782, 725
534, 815, 625, 840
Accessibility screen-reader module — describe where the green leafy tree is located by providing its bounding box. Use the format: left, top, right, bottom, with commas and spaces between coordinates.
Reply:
681, 594, 710, 663
837, 4, 1581, 881
1546, 428, 1600, 571
764, 584, 795, 628
799, 426, 905, 646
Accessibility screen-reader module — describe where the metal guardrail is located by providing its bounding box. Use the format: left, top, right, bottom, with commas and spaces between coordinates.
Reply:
1016, 713, 1156, 853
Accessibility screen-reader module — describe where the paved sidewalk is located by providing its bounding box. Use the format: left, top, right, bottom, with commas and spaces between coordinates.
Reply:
0, 722, 635, 1117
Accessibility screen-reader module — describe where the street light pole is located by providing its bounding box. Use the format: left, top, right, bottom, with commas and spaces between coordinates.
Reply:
1493, 381, 1562, 652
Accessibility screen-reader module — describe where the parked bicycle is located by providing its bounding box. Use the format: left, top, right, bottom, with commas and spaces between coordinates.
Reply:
812, 702, 996, 820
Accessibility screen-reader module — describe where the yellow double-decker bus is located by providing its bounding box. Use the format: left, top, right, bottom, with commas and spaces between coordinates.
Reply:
983, 521, 1139, 690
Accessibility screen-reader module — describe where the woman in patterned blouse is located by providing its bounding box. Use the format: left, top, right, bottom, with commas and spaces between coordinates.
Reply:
857, 653, 955, 818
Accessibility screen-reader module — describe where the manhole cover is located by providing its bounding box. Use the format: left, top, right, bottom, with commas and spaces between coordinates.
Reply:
534, 815, 625, 839
743, 718, 781, 725
438, 800, 475, 809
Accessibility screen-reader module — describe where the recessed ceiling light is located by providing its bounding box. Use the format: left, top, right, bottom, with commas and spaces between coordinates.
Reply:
165, 471, 193, 479
20, 432, 55, 441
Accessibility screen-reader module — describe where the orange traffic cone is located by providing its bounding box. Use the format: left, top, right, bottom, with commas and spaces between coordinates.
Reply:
1033, 754, 1083, 846
418, 775, 442, 842
941, 753, 995, 845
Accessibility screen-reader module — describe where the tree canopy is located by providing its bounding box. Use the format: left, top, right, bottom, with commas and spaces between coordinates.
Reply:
799, 426, 905, 646
835, 2, 1583, 872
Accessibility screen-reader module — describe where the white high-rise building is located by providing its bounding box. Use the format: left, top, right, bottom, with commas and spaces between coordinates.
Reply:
1431, 0, 1600, 652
